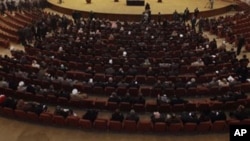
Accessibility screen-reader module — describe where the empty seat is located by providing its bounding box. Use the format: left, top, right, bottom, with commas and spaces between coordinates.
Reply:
171, 104, 185, 113
81, 99, 94, 109
116, 87, 127, 97
92, 86, 105, 95
107, 102, 119, 111
133, 104, 145, 113
140, 87, 151, 97
197, 102, 210, 111
46, 95, 57, 104
210, 102, 223, 110
241, 83, 250, 93
175, 88, 186, 97
120, 102, 131, 112
94, 99, 107, 110
146, 101, 158, 112
158, 104, 171, 113
185, 103, 197, 111
128, 88, 139, 97
57, 97, 69, 106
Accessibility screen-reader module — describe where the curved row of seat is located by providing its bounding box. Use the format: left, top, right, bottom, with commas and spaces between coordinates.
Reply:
0, 10, 38, 48
1, 85, 250, 113
1, 106, 250, 133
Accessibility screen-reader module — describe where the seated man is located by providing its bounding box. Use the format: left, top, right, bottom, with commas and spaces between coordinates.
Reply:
165, 113, 182, 125
151, 111, 165, 123
54, 106, 75, 118
230, 105, 249, 120
134, 93, 145, 105
157, 94, 170, 105
181, 111, 199, 124
82, 109, 98, 122
125, 109, 139, 123
209, 110, 227, 123
108, 92, 121, 104
121, 92, 134, 104
70, 88, 88, 101
110, 109, 124, 122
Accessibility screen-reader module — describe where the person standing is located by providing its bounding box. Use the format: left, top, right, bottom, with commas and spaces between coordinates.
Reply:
210, 0, 214, 9
237, 34, 245, 55
194, 7, 199, 18
183, 7, 190, 22
191, 16, 197, 32
145, 2, 150, 10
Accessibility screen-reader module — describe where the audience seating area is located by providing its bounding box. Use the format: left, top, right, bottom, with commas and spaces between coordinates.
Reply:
0, 1, 250, 134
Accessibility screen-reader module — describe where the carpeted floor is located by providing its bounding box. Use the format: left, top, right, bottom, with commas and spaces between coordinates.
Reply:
0, 116, 229, 141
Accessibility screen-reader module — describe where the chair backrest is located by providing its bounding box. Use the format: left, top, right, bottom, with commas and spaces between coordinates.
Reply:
196, 121, 212, 132
153, 122, 166, 132
137, 120, 152, 132
66, 116, 80, 127
94, 118, 108, 130
211, 120, 227, 132
109, 120, 122, 131
183, 122, 197, 132
123, 120, 137, 132
167, 122, 183, 133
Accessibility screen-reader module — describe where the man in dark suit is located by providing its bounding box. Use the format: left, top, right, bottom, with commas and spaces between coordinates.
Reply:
111, 109, 124, 122
82, 109, 98, 122
125, 109, 139, 123
145, 2, 150, 10
237, 34, 245, 55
